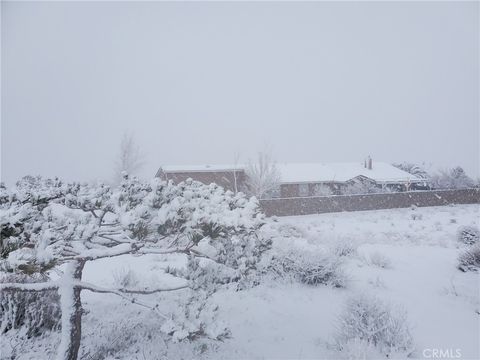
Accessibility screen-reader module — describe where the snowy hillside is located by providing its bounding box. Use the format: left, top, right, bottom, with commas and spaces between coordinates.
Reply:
2, 204, 478, 359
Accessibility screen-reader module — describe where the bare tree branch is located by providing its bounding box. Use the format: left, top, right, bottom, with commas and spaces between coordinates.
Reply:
77, 281, 188, 295
78, 282, 187, 320
113, 132, 145, 183
63, 243, 138, 261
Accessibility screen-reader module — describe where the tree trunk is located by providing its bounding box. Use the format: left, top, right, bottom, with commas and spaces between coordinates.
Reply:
56, 259, 86, 360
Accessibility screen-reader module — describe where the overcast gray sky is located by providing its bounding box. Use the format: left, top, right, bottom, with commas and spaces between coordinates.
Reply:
2, 1, 479, 184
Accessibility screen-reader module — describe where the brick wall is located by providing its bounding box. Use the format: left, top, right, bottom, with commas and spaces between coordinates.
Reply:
260, 189, 480, 217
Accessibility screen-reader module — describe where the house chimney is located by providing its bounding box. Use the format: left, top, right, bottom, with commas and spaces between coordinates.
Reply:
367, 156, 372, 170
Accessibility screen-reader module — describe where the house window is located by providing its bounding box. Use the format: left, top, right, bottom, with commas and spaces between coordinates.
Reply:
298, 183, 309, 197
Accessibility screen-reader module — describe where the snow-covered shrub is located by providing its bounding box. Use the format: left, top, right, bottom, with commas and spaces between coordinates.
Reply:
161, 293, 230, 343
335, 338, 384, 360
82, 320, 152, 360
334, 294, 414, 357
161, 256, 231, 342
150, 179, 271, 288
0, 179, 52, 264
0, 273, 60, 337
430, 167, 474, 189
366, 252, 392, 269
161, 256, 235, 342
368, 276, 387, 289
267, 249, 348, 288
275, 223, 304, 239
410, 212, 423, 221
457, 225, 480, 245
112, 267, 139, 289
458, 244, 480, 272
331, 239, 357, 258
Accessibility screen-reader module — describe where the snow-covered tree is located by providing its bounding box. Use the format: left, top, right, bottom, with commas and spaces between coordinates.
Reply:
113, 133, 144, 183
392, 162, 429, 179
429, 167, 475, 189
0, 176, 270, 359
245, 151, 281, 199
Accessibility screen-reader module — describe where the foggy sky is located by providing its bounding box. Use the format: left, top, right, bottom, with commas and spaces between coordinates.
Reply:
2, 1, 479, 184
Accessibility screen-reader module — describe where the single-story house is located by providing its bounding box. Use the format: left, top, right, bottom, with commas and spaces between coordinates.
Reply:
155, 164, 246, 193
155, 159, 426, 198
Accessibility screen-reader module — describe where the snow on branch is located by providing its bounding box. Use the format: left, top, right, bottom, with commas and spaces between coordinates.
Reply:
77, 281, 189, 295
65, 243, 137, 261
78, 281, 186, 320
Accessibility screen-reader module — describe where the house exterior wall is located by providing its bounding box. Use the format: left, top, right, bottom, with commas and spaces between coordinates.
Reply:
280, 181, 361, 197
280, 184, 299, 198
157, 170, 247, 192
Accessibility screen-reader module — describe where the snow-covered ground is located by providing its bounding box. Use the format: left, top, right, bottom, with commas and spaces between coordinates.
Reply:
2, 204, 479, 359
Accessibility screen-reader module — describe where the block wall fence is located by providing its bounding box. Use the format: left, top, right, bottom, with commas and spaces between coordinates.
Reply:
259, 189, 480, 217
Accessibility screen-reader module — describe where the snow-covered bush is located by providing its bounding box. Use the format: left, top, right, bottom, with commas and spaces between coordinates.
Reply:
410, 211, 423, 221
457, 225, 480, 245
150, 179, 271, 287
161, 289, 230, 342
112, 267, 139, 289
0, 273, 61, 337
274, 223, 305, 239
366, 252, 392, 269
331, 239, 357, 258
82, 319, 152, 360
334, 294, 414, 357
458, 244, 480, 272
430, 167, 474, 190
334, 338, 384, 360
267, 249, 347, 288
161, 256, 232, 342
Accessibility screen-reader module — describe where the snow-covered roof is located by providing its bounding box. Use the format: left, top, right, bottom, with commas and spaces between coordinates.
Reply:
159, 162, 422, 183
275, 162, 422, 184
160, 164, 242, 173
